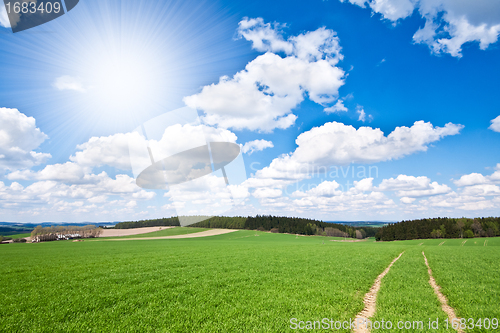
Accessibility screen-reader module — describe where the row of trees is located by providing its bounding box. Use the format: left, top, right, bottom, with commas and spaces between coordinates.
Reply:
244, 215, 375, 238
189, 216, 247, 229
31, 225, 103, 242
129, 215, 376, 239
114, 217, 180, 229
375, 217, 500, 241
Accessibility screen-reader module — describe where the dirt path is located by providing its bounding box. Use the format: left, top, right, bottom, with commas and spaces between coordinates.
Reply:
107, 228, 237, 241
100, 226, 173, 237
422, 252, 464, 333
330, 239, 367, 243
352, 252, 405, 333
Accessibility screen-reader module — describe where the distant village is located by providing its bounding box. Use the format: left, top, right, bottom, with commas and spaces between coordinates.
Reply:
31, 225, 103, 243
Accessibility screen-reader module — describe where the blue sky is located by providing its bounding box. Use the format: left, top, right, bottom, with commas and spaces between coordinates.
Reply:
1, 0, 500, 223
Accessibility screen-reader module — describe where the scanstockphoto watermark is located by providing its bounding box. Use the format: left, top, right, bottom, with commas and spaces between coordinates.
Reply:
289, 318, 500, 330
249, 163, 379, 180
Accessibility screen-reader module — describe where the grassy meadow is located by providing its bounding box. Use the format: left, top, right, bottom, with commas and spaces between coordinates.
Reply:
0, 230, 498, 332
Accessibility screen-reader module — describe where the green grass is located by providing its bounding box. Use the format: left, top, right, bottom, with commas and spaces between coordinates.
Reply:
1, 233, 499, 332
101, 227, 210, 239
372, 248, 449, 332
6, 232, 31, 239
0, 231, 404, 332
424, 245, 500, 332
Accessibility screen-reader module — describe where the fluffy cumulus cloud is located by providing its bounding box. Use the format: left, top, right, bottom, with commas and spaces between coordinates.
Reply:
285, 179, 395, 215
184, 18, 345, 132
377, 175, 451, 197
340, 0, 500, 57
53, 76, 87, 93
454, 165, 500, 187
0, 171, 157, 217
70, 124, 237, 171
7, 162, 87, 182
242, 139, 274, 155
250, 120, 463, 187
0, 107, 51, 172
489, 115, 500, 133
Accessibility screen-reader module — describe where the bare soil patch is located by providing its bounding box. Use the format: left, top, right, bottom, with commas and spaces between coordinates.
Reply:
353, 252, 404, 333
100, 226, 173, 237
422, 251, 463, 333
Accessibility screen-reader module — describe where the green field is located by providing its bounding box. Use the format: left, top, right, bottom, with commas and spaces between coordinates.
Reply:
1, 232, 498, 332
1, 232, 31, 239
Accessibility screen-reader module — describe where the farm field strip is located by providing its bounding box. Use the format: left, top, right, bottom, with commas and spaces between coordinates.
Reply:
353, 252, 404, 333
423, 251, 463, 333
371, 248, 450, 333
98, 227, 210, 239
106, 228, 237, 241
424, 246, 500, 333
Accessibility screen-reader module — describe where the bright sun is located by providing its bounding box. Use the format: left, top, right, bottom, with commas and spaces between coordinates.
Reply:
84, 48, 161, 115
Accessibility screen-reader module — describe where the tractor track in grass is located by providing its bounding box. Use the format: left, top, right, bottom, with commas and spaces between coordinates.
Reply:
352, 252, 404, 333
422, 252, 464, 333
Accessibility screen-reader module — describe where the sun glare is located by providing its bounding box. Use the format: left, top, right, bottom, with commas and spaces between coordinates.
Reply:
84, 47, 161, 116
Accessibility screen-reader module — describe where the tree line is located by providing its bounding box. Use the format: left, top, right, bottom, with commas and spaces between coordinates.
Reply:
375, 217, 500, 241
113, 217, 181, 229
116, 215, 377, 239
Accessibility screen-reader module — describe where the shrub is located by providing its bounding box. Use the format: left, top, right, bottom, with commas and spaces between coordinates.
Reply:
464, 230, 474, 238
270, 228, 279, 233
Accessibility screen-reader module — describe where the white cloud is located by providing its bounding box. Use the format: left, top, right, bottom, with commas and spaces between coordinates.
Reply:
0, 107, 51, 172
247, 120, 462, 188
377, 175, 451, 197
292, 180, 341, 198
7, 162, 86, 182
70, 124, 237, 171
242, 139, 274, 155
184, 18, 345, 132
289, 179, 394, 214
454, 167, 500, 187
53, 76, 87, 93
454, 173, 489, 187
489, 115, 500, 133
357, 108, 367, 122
236, 17, 293, 54
0, 4, 10, 28
340, 0, 500, 57
400, 197, 416, 204
70, 132, 139, 170
325, 99, 348, 113
252, 187, 283, 199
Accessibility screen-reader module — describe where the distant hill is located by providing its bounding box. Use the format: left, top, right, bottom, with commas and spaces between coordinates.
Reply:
0, 222, 117, 236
